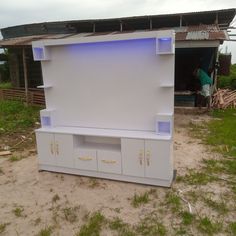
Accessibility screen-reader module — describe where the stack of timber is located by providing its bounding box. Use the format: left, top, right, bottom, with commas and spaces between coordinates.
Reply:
212, 89, 236, 109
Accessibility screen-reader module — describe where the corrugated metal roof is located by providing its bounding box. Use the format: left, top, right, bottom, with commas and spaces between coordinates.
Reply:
0, 34, 75, 46
1, 8, 235, 39
175, 24, 228, 41
0, 24, 228, 47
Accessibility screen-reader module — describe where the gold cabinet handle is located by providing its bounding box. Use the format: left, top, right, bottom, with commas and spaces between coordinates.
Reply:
50, 142, 54, 155
146, 150, 151, 166
55, 142, 59, 155
101, 160, 116, 164
78, 156, 93, 161
139, 150, 144, 165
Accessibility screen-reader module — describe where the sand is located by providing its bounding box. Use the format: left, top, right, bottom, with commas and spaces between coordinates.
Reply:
0, 113, 225, 235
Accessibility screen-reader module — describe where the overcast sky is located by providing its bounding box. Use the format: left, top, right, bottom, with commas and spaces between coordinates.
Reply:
0, 0, 235, 62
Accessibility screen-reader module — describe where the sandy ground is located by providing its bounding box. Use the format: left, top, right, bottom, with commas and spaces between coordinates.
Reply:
0, 113, 224, 235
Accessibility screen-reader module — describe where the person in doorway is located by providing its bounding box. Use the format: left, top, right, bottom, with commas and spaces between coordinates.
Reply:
193, 66, 213, 110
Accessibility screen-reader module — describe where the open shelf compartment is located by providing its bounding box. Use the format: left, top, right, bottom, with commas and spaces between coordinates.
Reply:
74, 135, 121, 152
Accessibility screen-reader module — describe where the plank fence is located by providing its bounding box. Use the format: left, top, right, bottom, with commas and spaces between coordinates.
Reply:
0, 88, 45, 106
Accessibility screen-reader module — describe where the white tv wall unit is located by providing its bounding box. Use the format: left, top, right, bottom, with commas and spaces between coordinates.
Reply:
33, 30, 175, 187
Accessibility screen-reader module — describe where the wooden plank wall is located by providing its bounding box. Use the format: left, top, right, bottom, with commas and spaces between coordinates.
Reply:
0, 88, 45, 106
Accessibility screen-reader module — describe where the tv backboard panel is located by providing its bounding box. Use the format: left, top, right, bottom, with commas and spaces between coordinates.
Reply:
40, 34, 174, 131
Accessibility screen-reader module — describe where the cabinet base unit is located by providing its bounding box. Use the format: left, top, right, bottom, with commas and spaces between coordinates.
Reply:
38, 165, 174, 187
35, 127, 173, 187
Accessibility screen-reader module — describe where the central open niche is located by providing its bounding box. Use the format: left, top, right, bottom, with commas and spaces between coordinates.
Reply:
73, 135, 121, 152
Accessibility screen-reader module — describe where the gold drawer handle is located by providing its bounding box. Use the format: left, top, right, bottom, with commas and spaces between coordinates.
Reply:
50, 142, 54, 155
55, 142, 59, 155
101, 160, 117, 164
139, 150, 144, 166
146, 150, 151, 166
78, 156, 92, 161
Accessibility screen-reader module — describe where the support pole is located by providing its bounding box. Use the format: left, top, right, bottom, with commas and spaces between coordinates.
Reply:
93, 23, 96, 33
149, 18, 153, 30
22, 47, 29, 105
120, 21, 123, 32
180, 15, 182, 27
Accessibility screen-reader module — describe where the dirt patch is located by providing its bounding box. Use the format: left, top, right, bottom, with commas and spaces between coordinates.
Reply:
0, 114, 234, 235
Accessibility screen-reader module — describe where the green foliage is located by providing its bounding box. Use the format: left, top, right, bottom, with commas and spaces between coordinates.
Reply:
0, 82, 12, 89
165, 192, 181, 212
109, 217, 135, 236
0, 223, 7, 234
228, 222, 236, 235
62, 207, 78, 223
131, 192, 149, 208
179, 170, 217, 185
52, 194, 60, 203
9, 155, 24, 162
218, 64, 236, 89
37, 226, 52, 236
13, 207, 24, 217
197, 217, 222, 235
202, 197, 228, 214
135, 215, 167, 236
77, 212, 105, 236
206, 109, 236, 157
0, 100, 40, 134
202, 159, 224, 174
180, 211, 195, 225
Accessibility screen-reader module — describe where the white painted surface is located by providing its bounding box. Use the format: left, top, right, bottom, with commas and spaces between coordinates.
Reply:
121, 138, 145, 177
39, 164, 173, 187
145, 140, 173, 180
54, 134, 74, 168
36, 132, 55, 166
36, 127, 172, 140
41, 36, 174, 131
74, 148, 97, 171
97, 150, 122, 174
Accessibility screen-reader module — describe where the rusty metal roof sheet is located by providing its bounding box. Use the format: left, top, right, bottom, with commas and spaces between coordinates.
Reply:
175, 24, 228, 41
0, 34, 75, 46
0, 24, 228, 47
1, 8, 235, 39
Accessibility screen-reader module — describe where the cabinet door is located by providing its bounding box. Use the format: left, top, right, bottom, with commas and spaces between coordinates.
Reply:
121, 138, 145, 177
97, 150, 122, 174
145, 140, 172, 180
74, 149, 97, 171
54, 134, 74, 168
36, 132, 55, 166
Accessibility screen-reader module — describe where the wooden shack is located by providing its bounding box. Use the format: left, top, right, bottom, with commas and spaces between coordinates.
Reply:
0, 8, 235, 106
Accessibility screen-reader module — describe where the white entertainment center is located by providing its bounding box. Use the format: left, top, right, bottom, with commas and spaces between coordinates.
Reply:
33, 30, 175, 187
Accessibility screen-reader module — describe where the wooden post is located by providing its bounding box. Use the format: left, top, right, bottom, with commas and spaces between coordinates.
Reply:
93, 23, 96, 33
120, 21, 123, 32
22, 47, 29, 105
149, 18, 153, 30
180, 15, 182, 27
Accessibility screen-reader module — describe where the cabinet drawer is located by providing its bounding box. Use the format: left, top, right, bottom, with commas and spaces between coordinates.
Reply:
97, 150, 121, 174
74, 149, 97, 171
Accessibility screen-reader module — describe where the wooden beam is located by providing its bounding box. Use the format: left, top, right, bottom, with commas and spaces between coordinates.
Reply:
22, 47, 29, 105
120, 21, 123, 32
149, 18, 153, 30
180, 15, 183, 27
93, 23, 96, 33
